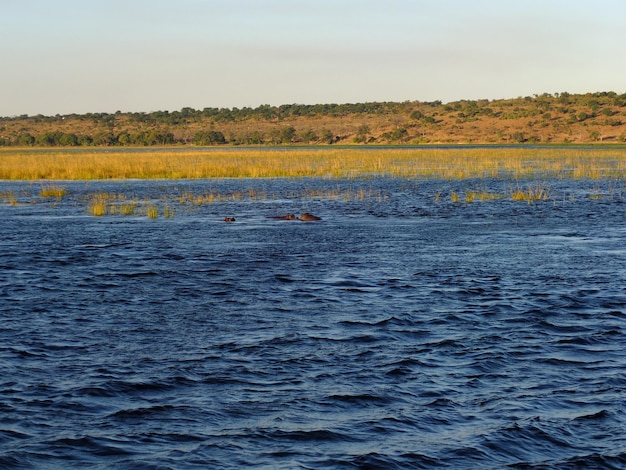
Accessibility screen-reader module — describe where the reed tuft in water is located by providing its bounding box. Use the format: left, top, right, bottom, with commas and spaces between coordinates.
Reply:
510, 184, 550, 203
88, 196, 107, 216
40, 185, 67, 198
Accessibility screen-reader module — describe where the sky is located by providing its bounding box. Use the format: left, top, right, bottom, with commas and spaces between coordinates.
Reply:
2, 0, 625, 116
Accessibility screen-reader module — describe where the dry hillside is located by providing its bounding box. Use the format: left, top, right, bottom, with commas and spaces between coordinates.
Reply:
1, 91, 625, 146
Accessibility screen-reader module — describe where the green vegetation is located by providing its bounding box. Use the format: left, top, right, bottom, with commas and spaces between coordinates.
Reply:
1, 91, 625, 146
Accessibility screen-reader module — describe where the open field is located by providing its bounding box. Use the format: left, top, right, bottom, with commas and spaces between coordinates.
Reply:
0, 146, 624, 181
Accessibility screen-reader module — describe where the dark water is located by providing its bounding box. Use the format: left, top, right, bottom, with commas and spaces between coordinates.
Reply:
1, 177, 625, 469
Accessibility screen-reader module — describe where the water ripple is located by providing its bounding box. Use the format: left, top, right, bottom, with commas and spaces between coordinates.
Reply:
0, 178, 625, 468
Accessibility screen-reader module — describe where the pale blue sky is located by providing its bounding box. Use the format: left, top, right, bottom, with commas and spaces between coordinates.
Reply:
2, 0, 625, 116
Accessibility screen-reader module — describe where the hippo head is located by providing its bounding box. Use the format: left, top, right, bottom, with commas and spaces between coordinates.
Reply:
300, 212, 321, 221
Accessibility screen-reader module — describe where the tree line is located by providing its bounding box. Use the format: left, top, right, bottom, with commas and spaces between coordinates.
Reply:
0, 127, 340, 147
1, 100, 425, 127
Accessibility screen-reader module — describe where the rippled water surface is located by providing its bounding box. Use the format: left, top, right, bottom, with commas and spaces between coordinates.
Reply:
1, 177, 625, 469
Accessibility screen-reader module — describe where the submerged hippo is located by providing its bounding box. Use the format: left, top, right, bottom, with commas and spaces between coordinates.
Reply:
299, 212, 322, 221
266, 214, 298, 220
223, 217, 236, 222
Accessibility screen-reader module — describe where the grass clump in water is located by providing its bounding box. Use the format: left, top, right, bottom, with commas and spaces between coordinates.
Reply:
510, 184, 550, 203
40, 185, 67, 198
88, 196, 108, 216
119, 202, 138, 215
146, 205, 159, 219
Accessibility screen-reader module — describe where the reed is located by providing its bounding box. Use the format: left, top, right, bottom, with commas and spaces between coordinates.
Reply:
86, 192, 136, 216
146, 205, 159, 219
119, 202, 138, 215
0, 147, 624, 181
40, 185, 67, 198
510, 184, 550, 203
88, 196, 107, 216
466, 190, 503, 202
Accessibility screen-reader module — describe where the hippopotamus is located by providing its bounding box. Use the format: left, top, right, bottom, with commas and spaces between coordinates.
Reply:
266, 214, 298, 220
299, 212, 322, 221
223, 217, 236, 222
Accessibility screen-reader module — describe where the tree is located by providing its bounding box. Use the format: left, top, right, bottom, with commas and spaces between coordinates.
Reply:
558, 92, 571, 104
92, 131, 116, 146
511, 132, 526, 143
58, 133, 78, 146
193, 130, 226, 145
390, 127, 408, 141
15, 133, 35, 146
589, 130, 602, 141
280, 126, 296, 143
300, 129, 318, 143
321, 129, 335, 144
354, 124, 370, 143
117, 132, 132, 146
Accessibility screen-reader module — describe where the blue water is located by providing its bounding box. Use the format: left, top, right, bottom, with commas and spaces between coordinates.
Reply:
1, 177, 625, 469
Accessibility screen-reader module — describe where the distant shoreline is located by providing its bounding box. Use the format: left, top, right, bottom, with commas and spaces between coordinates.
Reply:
2, 142, 626, 153
1, 92, 625, 147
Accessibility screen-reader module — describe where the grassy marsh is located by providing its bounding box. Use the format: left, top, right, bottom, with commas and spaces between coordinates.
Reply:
0, 147, 624, 181
1, 146, 623, 217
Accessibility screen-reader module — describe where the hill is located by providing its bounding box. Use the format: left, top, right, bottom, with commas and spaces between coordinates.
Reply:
1, 91, 625, 147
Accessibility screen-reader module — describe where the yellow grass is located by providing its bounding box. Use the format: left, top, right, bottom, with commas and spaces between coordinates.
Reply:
88, 197, 107, 216
119, 202, 138, 215
0, 147, 624, 181
39, 184, 67, 198
510, 184, 550, 203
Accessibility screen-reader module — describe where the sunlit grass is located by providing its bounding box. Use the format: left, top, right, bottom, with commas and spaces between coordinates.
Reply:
0, 147, 624, 180
119, 202, 138, 215
466, 190, 503, 202
87, 192, 139, 216
510, 184, 550, 203
88, 195, 108, 216
146, 205, 159, 219
39, 184, 67, 198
